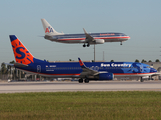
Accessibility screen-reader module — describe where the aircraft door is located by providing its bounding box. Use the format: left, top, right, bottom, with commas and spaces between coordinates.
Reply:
37, 65, 41, 73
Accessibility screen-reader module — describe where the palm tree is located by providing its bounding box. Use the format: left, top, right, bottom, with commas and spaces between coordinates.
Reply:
1, 62, 7, 74
155, 59, 160, 62
135, 59, 139, 63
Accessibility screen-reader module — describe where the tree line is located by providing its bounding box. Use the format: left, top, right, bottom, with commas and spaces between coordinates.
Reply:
0, 60, 26, 80
110, 59, 160, 63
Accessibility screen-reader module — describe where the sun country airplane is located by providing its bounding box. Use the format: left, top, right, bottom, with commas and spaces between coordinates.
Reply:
41, 19, 130, 47
7, 35, 157, 83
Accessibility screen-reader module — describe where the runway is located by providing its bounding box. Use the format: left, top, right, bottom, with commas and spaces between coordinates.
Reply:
0, 80, 161, 93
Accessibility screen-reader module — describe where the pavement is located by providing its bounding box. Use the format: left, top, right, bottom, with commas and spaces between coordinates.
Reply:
0, 80, 160, 93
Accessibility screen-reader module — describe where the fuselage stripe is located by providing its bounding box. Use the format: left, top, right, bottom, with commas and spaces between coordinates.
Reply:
58, 36, 130, 41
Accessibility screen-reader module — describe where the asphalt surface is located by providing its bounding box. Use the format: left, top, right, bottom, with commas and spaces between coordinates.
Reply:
0, 80, 161, 93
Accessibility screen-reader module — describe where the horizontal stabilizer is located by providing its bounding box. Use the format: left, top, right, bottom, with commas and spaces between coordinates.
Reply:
14, 62, 28, 67
4, 63, 14, 67
5, 63, 28, 67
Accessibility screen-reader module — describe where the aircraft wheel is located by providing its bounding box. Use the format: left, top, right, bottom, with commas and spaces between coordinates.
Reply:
87, 44, 90, 47
83, 44, 86, 47
79, 78, 83, 83
140, 77, 144, 82
120, 42, 122, 45
84, 79, 89, 83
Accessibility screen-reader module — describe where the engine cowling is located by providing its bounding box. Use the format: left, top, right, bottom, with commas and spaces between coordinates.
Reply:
98, 72, 113, 80
95, 39, 105, 44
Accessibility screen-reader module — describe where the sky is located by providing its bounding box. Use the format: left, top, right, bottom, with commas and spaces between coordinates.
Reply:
0, 0, 161, 63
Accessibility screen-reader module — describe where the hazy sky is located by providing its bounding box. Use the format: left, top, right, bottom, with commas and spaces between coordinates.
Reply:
0, 0, 161, 63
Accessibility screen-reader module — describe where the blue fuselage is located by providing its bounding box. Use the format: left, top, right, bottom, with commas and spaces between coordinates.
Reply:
17, 58, 157, 78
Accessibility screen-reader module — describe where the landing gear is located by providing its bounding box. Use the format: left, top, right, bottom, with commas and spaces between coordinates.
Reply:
78, 78, 89, 83
120, 42, 122, 45
79, 78, 83, 83
84, 79, 89, 83
83, 43, 90, 47
87, 43, 90, 47
140, 77, 144, 82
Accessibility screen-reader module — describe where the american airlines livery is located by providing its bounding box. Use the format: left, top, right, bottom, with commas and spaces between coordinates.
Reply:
8, 35, 157, 83
41, 19, 130, 47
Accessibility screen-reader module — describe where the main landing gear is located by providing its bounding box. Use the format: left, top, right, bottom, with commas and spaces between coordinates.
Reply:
83, 43, 90, 47
140, 77, 144, 82
120, 42, 122, 45
79, 78, 89, 83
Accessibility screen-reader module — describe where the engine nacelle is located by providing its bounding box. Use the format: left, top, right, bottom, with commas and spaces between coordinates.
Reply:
98, 72, 113, 80
95, 39, 105, 44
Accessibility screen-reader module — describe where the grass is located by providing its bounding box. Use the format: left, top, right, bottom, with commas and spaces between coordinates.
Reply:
0, 91, 161, 120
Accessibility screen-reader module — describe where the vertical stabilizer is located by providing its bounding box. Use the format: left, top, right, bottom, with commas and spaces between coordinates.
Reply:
9, 35, 34, 65
41, 19, 64, 36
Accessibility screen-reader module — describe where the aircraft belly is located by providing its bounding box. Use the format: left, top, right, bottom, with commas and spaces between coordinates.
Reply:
38, 74, 80, 78
48, 38, 57, 42
58, 40, 84, 44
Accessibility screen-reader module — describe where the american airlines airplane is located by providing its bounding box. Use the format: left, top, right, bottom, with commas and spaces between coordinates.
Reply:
41, 19, 130, 47
7, 35, 157, 83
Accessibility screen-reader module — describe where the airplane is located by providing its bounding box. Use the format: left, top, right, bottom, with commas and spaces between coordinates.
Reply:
41, 19, 130, 47
8, 35, 157, 83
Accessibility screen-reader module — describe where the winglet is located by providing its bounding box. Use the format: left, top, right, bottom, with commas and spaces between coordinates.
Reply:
83, 28, 87, 34
78, 58, 99, 76
83, 28, 94, 42
78, 57, 86, 68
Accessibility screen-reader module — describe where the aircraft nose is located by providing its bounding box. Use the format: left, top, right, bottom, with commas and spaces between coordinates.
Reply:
150, 68, 157, 73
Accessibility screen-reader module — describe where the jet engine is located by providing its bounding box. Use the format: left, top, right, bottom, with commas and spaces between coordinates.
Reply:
94, 39, 105, 44
98, 72, 113, 80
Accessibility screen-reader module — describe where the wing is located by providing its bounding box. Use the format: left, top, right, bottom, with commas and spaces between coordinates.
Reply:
78, 57, 98, 77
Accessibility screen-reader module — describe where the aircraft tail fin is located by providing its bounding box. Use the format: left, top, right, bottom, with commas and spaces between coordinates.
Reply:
41, 19, 64, 36
9, 35, 34, 65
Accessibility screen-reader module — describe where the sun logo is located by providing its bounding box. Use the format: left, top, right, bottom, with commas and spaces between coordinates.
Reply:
11, 39, 34, 65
